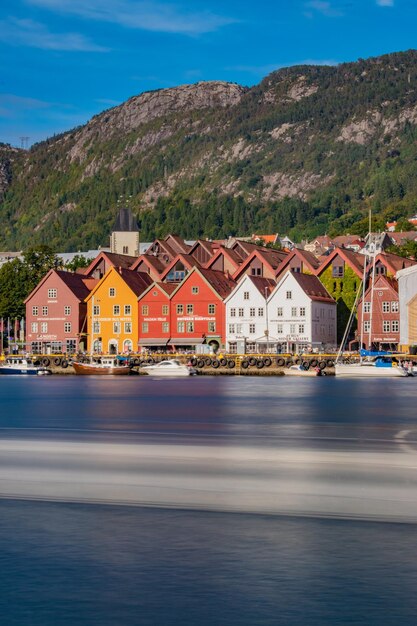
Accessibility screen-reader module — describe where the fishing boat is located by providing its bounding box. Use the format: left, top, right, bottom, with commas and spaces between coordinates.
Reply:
72, 356, 132, 375
140, 359, 196, 377
0, 357, 52, 376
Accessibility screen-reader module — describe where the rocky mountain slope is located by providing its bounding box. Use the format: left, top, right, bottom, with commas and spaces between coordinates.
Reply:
2, 50, 417, 251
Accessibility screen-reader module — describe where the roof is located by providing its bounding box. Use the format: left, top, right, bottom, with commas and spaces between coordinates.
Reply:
291, 272, 335, 303
112, 207, 139, 232
389, 231, 417, 245
376, 251, 417, 274
189, 239, 217, 258
332, 235, 363, 246
118, 269, 153, 296
130, 254, 167, 274
251, 234, 278, 244
24, 269, 98, 304
275, 247, 320, 277
84, 251, 138, 276
317, 247, 365, 277
198, 267, 236, 299
137, 280, 178, 301
164, 234, 191, 254
160, 253, 201, 280
247, 275, 276, 297
204, 246, 242, 270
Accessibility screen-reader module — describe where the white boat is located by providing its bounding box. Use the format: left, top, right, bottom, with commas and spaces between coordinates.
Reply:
0, 357, 52, 376
141, 359, 196, 377
335, 355, 410, 378
285, 365, 325, 377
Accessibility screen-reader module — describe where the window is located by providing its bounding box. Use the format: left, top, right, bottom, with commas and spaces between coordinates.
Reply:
186, 304, 193, 315
208, 321, 216, 332
48, 289, 57, 299
42, 306, 48, 316
109, 288, 116, 297
246, 342, 256, 353
64, 322, 71, 333
162, 322, 169, 333
123, 246, 129, 254
186, 321, 194, 332
142, 322, 149, 333
93, 321, 100, 333
277, 324, 283, 334
364, 321, 370, 333
249, 324, 256, 334
228, 343, 237, 354
142, 305, 149, 316
93, 305, 100, 315
244, 291, 250, 300
236, 324, 242, 334
124, 322, 132, 333
229, 324, 236, 334
392, 320, 399, 332
32, 306, 38, 316
251, 267, 262, 276
51, 342, 62, 353
177, 321, 185, 333
363, 302, 371, 313
299, 324, 305, 334
238, 307, 244, 317
113, 305, 120, 315
31, 322, 38, 333
382, 302, 390, 313
208, 304, 215, 315
162, 305, 169, 315
113, 322, 121, 333
291, 307, 297, 317
176, 304, 184, 315
300, 307, 306, 317
124, 305, 131, 315
41, 322, 48, 333
64, 306, 71, 315
249, 307, 256, 316
286, 291, 292, 300
230, 308, 236, 317
290, 324, 296, 334
383, 321, 390, 333
258, 308, 264, 317
277, 307, 283, 317
66, 339, 76, 354
192, 287, 199, 294
332, 266, 344, 278
391, 301, 399, 313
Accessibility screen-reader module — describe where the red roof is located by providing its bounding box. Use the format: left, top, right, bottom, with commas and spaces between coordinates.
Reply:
291, 273, 335, 303
376, 251, 417, 273
198, 267, 236, 299
130, 254, 167, 273
24, 269, 98, 304
118, 269, 153, 296
84, 251, 138, 276
247, 275, 276, 296
317, 247, 365, 277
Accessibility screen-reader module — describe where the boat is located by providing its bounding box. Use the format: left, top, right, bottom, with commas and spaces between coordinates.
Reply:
285, 364, 326, 377
140, 359, 196, 377
72, 356, 132, 375
335, 352, 410, 378
0, 357, 52, 376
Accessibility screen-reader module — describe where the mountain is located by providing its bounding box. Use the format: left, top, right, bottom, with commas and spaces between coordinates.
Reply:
2, 50, 417, 251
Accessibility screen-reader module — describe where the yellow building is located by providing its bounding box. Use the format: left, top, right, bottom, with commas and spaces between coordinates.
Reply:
85, 267, 153, 354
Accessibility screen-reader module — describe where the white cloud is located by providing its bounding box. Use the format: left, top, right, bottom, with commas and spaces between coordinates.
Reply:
0, 18, 108, 51
304, 1, 344, 17
376, 0, 394, 6
25, 0, 236, 35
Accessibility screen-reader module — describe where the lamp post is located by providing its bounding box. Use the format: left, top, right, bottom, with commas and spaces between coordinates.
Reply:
265, 286, 270, 354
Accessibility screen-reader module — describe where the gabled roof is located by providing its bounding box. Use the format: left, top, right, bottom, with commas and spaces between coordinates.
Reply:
251, 234, 278, 244
204, 246, 242, 271
137, 280, 178, 301
361, 274, 398, 301
129, 254, 167, 274
332, 235, 363, 247
275, 247, 320, 277
389, 231, 417, 245
84, 251, 138, 276
112, 207, 139, 232
170, 266, 236, 300
85, 267, 153, 301
160, 253, 201, 280
316, 247, 365, 278
24, 269, 98, 304
233, 247, 288, 280
272, 271, 335, 304
164, 234, 191, 254
189, 239, 217, 258
247, 275, 276, 297
376, 251, 417, 274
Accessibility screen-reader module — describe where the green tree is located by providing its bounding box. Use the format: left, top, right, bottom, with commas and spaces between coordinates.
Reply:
65, 254, 90, 272
0, 258, 29, 319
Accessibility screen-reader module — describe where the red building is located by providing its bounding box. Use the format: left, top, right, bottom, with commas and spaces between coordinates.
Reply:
25, 269, 97, 354
137, 282, 177, 351
357, 275, 400, 350
169, 267, 236, 351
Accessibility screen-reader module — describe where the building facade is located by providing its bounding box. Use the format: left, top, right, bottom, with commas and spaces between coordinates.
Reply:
357, 275, 400, 350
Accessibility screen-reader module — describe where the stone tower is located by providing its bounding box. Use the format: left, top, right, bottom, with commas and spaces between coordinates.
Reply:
110, 207, 140, 256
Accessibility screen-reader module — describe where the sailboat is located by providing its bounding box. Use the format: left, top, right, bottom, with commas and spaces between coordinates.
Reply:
335, 218, 410, 378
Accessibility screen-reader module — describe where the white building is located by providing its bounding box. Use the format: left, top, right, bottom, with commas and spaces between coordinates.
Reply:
224, 275, 276, 353
268, 271, 337, 353
396, 264, 417, 349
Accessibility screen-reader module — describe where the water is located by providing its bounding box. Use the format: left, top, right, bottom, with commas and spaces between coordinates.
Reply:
1, 376, 417, 624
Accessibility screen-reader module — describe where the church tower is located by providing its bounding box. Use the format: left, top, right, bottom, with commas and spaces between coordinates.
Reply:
110, 207, 140, 256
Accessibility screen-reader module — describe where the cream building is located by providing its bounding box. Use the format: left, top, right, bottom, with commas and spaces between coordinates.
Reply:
110, 207, 140, 257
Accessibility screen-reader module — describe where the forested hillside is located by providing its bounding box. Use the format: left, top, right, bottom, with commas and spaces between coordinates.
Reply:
2, 50, 417, 250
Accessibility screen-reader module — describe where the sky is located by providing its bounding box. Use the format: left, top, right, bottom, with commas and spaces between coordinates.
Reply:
1, 0, 416, 147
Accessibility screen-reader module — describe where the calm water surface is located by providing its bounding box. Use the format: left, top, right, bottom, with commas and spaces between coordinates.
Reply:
1, 376, 417, 625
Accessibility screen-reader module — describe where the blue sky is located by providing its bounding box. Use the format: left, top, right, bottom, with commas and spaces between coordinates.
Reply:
0, 0, 415, 147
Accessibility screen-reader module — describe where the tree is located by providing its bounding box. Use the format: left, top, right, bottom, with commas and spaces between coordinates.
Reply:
0, 258, 29, 319
65, 255, 90, 272
22, 245, 61, 294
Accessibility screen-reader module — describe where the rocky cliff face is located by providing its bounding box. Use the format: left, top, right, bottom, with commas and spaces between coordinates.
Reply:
3, 50, 417, 250
0, 145, 20, 198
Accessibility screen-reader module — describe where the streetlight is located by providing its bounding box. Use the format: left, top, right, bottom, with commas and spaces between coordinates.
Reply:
265, 286, 270, 354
